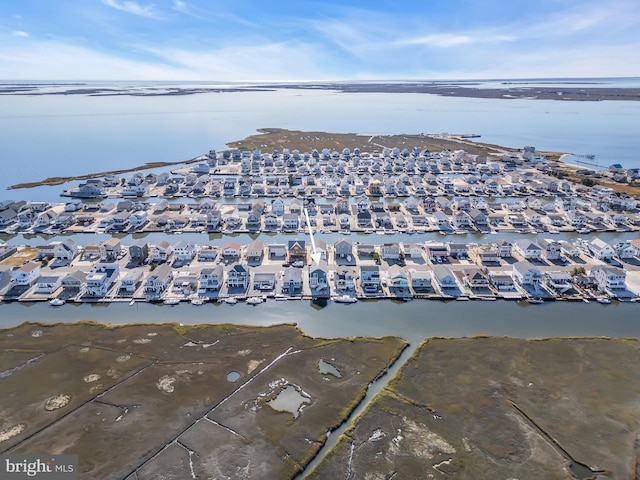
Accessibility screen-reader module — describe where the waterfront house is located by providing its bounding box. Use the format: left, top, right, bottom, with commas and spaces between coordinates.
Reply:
356, 244, 376, 258
288, 240, 306, 263
282, 267, 302, 295
409, 269, 432, 291
496, 240, 513, 258
61, 270, 86, 292
271, 198, 285, 216
206, 210, 222, 231
426, 243, 448, 263
264, 212, 281, 230
221, 243, 241, 260
463, 267, 490, 289
199, 265, 224, 292
246, 213, 261, 231
514, 239, 542, 261
404, 244, 424, 260
268, 243, 287, 259
387, 265, 409, 290
478, 245, 500, 263
0, 208, 18, 228
558, 240, 580, 257
453, 211, 471, 229
614, 241, 636, 259
544, 271, 573, 294
253, 271, 276, 291
173, 241, 197, 263
86, 263, 119, 297
144, 263, 173, 299
433, 211, 452, 231
432, 265, 458, 290
129, 240, 149, 264
0, 243, 17, 262
489, 272, 515, 291
228, 265, 249, 290
469, 208, 488, 228
591, 266, 626, 291
100, 238, 121, 262
360, 265, 381, 293
245, 239, 264, 264
335, 267, 356, 292
334, 239, 354, 259
34, 275, 62, 294
629, 239, 640, 257
119, 270, 143, 294
447, 242, 468, 259
12, 262, 41, 286
537, 238, 562, 261
512, 261, 542, 287
309, 260, 329, 297
283, 213, 299, 231
381, 242, 401, 261
128, 210, 149, 229
587, 238, 615, 261
151, 241, 173, 263
564, 210, 586, 228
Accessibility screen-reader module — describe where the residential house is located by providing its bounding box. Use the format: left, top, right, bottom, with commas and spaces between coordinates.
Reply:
283, 213, 299, 231
404, 244, 424, 260
309, 260, 329, 297
447, 242, 468, 259
11, 262, 41, 286
119, 270, 143, 294
591, 266, 626, 291
432, 265, 458, 290
490, 272, 515, 291
360, 265, 381, 293
537, 238, 562, 261
463, 267, 490, 289
478, 245, 500, 263
334, 238, 354, 259
61, 271, 86, 291
54, 239, 78, 262
288, 240, 306, 263
173, 240, 197, 263
271, 198, 285, 216
85, 263, 120, 297
426, 243, 449, 263
559, 240, 580, 257
335, 267, 356, 292
144, 263, 173, 299
199, 265, 224, 292
588, 238, 615, 261
409, 269, 432, 291
387, 265, 409, 290
614, 241, 636, 260
268, 243, 287, 259
381, 242, 401, 260
151, 241, 173, 263
433, 211, 451, 230
356, 244, 376, 258
514, 239, 542, 261
512, 261, 542, 286
245, 239, 264, 264
469, 208, 488, 229
227, 265, 249, 289
282, 267, 303, 295
496, 240, 513, 258
544, 271, 573, 294
34, 275, 62, 294
220, 243, 242, 260
129, 239, 149, 264
253, 271, 276, 291
100, 237, 122, 262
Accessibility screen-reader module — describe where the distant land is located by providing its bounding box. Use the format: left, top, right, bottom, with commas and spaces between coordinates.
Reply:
1, 81, 639, 101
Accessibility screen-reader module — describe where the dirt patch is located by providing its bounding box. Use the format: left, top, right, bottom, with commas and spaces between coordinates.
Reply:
45, 394, 71, 411
0, 423, 26, 443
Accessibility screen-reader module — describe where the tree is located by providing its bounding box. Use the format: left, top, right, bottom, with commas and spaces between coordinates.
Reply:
581, 178, 596, 187
570, 266, 586, 277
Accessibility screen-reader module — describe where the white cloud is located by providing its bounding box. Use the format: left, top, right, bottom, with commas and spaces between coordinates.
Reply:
101, 0, 161, 19
398, 33, 515, 48
12, 30, 30, 38
173, 0, 187, 12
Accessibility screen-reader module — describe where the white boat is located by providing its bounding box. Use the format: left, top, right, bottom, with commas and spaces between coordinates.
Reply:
49, 298, 65, 306
597, 297, 611, 304
191, 298, 207, 306
246, 296, 263, 305
224, 297, 238, 305
163, 298, 181, 305
333, 295, 358, 304
527, 297, 544, 304
548, 229, 559, 234
275, 295, 288, 301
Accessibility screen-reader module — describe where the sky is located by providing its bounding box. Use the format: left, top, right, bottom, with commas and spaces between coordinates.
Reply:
1, 0, 639, 81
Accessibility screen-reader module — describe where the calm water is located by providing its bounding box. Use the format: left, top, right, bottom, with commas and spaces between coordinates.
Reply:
1, 300, 638, 342
1, 82, 640, 200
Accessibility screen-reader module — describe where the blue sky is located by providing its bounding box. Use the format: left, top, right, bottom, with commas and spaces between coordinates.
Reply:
1, 0, 638, 81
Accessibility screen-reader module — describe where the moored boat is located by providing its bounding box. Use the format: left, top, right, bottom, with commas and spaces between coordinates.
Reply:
333, 295, 358, 304
527, 297, 544, 304
224, 297, 238, 305
246, 296, 264, 305
49, 298, 65, 306
597, 297, 611, 304
163, 298, 181, 305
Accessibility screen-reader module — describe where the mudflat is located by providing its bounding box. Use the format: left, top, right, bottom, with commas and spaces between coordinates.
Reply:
309, 336, 640, 480
0, 321, 407, 479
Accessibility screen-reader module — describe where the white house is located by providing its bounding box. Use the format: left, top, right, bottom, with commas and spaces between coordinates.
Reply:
360, 265, 381, 293
85, 263, 120, 297
221, 243, 242, 259
12, 261, 41, 286
151, 241, 173, 263
514, 239, 542, 261
34, 275, 62, 294
591, 266, 626, 291
496, 240, 513, 258
381, 242, 401, 260
613, 241, 636, 260
588, 238, 615, 261
409, 269, 432, 291
432, 265, 458, 290
227, 265, 249, 289
198, 265, 223, 292
144, 263, 173, 299
119, 270, 143, 294
174, 241, 197, 262
537, 238, 562, 261
512, 261, 542, 286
